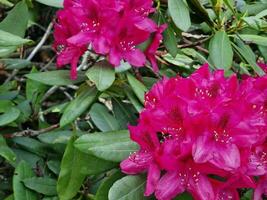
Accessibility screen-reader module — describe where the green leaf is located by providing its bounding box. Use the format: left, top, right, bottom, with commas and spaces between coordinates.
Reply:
168, 0, 191, 31
181, 48, 210, 65
86, 61, 115, 91
124, 87, 143, 112
95, 170, 124, 200
163, 53, 193, 67
0, 135, 16, 165
0, 0, 13, 7
0, 107, 20, 126
108, 175, 146, 200
1, 59, 31, 70
0, 30, 31, 46
115, 61, 131, 73
47, 160, 61, 175
0, 1, 29, 37
57, 136, 115, 200
13, 149, 43, 168
90, 103, 120, 132
57, 136, 87, 200
23, 177, 57, 196
35, 0, 63, 7
127, 73, 147, 104
3, 194, 14, 200
239, 34, 267, 46
209, 31, 233, 70
12, 137, 47, 157
13, 161, 38, 200
74, 130, 139, 162
38, 131, 73, 144
60, 86, 98, 127
232, 39, 265, 76
26, 70, 86, 86
112, 98, 137, 129
26, 67, 47, 111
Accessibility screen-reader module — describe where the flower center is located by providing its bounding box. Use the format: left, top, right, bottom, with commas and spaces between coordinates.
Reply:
119, 40, 135, 51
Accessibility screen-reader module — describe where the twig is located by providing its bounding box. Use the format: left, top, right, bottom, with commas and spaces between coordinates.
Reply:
4, 124, 59, 138
5, 22, 54, 83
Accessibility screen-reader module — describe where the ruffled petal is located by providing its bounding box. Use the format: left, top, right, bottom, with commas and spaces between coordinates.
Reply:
145, 162, 161, 196
155, 171, 185, 200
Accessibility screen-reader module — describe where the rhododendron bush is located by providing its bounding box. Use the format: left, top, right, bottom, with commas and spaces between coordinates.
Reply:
0, 0, 266, 200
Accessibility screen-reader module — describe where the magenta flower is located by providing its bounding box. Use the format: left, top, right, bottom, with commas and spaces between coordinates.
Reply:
120, 64, 267, 199
145, 24, 167, 72
53, 9, 87, 79
54, 0, 166, 78
155, 160, 215, 200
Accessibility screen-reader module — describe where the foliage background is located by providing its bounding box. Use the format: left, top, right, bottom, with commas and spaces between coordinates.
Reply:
0, 0, 266, 199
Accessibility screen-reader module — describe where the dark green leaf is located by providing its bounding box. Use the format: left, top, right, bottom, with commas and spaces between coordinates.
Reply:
108, 175, 146, 200
23, 177, 57, 196
95, 170, 124, 200
57, 136, 115, 200
60, 86, 98, 127
127, 73, 147, 103
239, 34, 267, 46
86, 61, 115, 91
90, 103, 120, 132
0, 30, 31, 46
112, 98, 137, 128
13, 161, 38, 200
26, 70, 86, 86
0, 135, 16, 165
35, 0, 63, 7
74, 130, 139, 162
0, 1, 29, 37
168, 0, 191, 31
1, 59, 31, 69
209, 31, 233, 70
0, 107, 20, 126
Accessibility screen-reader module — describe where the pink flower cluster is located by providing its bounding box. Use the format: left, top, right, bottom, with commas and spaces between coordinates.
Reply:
54, 0, 165, 79
120, 64, 267, 200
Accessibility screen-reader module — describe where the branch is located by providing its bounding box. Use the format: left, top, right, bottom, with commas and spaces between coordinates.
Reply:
4, 124, 59, 138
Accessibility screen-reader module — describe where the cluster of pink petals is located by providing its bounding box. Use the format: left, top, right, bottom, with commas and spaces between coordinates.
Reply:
120, 64, 267, 200
53, 0, 166, 79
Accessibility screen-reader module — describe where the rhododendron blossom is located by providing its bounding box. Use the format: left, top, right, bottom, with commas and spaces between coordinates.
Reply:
54, 0, 165, 79
120, 64, 267, 200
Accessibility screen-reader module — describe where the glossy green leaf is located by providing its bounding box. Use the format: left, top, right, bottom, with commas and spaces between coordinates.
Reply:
47, 160, 61, 175
74, 130, 139, 162
239, 34, 267, 46
95, 170, 124, 200
232, 39, 265, 76
0, 135, 16, 165
1, 59, 31, 70
209, 31, 233, 70
13, 161, 38, 200
0, 30, 31, 46
169, 0, 191, 31
86, 61, 115, 91
0, 107, 20, 126
26, 70, 86, 86
23, 177, 57, 196
108, 175, 146, 200
112, 98, 137, 128
127, 73, 147, 103
60, 86, 98, 127
0, 1, 29, 37
57, 136, 115, 200
35, 0, 63, 7
90, 103, 120, 132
